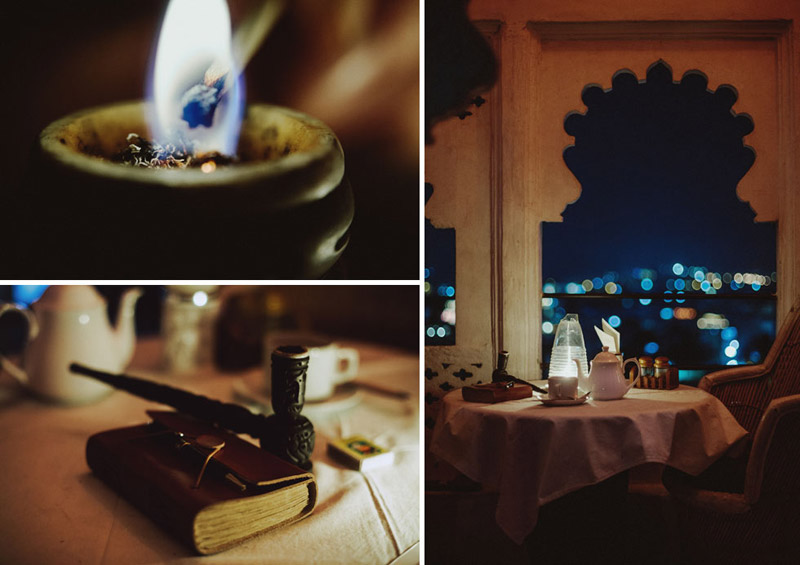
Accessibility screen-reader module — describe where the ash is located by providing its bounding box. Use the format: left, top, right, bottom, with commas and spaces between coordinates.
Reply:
113, 133, 236, 169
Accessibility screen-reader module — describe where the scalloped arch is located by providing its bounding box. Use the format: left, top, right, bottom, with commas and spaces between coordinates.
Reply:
544, 59, 773, 296
561, 60, 757, 218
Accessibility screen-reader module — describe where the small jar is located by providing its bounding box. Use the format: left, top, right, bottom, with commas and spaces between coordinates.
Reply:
654, 356, 670, 378
638, 356, 654, 377
654, 357, 670, 389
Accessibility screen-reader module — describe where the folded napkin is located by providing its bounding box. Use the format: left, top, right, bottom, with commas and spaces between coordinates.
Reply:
594, 318, 620, 353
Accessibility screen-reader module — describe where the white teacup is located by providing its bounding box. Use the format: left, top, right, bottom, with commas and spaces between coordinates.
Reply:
265, 332, 359, 402
548, 376, 579, 400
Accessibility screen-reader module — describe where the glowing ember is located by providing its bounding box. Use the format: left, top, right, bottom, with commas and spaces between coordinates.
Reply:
148, 0, 244, 156
201, 161, 217, 174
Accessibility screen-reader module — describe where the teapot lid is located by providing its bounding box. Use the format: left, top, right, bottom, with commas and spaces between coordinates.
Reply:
34, 285, 106, 311
593, 346, 619, 363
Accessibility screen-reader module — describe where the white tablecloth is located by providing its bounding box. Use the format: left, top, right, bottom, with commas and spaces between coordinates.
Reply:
0, 339, 419, 564
430, 384, 747, 544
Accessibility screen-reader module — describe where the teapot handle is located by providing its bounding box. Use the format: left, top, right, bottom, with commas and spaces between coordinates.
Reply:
622, 357, 641, 389
0, 302, 39, 384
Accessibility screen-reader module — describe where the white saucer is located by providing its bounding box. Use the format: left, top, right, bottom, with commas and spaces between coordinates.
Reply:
232, 372, 363, 417
534, 394, 589, 407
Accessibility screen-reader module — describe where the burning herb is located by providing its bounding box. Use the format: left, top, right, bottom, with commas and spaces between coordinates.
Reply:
181, 74, 227, 128
181, 84, 222, 128
112, 133, 237, 169
181, 63, 230, 128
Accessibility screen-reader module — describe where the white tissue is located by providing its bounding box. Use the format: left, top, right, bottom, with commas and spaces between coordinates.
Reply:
594, 319, 620, 353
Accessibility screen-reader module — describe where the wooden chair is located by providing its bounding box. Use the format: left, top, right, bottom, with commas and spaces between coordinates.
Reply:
699, 301, 800, 433
668, 393, 800, 564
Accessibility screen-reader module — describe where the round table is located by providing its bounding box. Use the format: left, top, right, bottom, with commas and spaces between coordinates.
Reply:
430, 384, 747, 544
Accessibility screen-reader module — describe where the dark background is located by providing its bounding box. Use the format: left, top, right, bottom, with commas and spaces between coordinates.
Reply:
0, 285, 419, 364
1, 1, 419, 280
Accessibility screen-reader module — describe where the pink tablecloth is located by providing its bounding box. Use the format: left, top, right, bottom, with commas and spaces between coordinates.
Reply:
430, 384, 747, 544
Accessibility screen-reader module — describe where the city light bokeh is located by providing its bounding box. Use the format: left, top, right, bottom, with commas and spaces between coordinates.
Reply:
541, 263, 777, 381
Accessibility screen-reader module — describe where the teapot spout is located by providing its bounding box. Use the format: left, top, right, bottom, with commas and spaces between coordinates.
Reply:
113, 288, 142, 369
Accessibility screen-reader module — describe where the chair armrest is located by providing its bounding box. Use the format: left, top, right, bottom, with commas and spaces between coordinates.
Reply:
700, 364, 772, 432
699, 364, 768, 391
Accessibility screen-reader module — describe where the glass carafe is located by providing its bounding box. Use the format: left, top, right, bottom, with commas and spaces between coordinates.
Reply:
548, 313, 588, 378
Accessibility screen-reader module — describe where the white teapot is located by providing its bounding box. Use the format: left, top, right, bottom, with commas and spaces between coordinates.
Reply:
573, 346, 640, 401
0, 286, 141, 404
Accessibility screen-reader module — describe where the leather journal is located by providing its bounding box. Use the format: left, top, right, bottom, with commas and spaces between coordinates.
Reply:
86, 410, 317, 554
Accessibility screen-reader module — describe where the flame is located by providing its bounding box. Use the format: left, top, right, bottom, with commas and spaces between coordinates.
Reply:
148, 0, 244, 156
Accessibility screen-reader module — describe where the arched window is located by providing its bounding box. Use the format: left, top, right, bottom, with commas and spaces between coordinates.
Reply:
542, 61, 776, 380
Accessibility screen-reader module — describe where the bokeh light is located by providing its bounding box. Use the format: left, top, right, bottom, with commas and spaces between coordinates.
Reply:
644, 341, 659, 354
